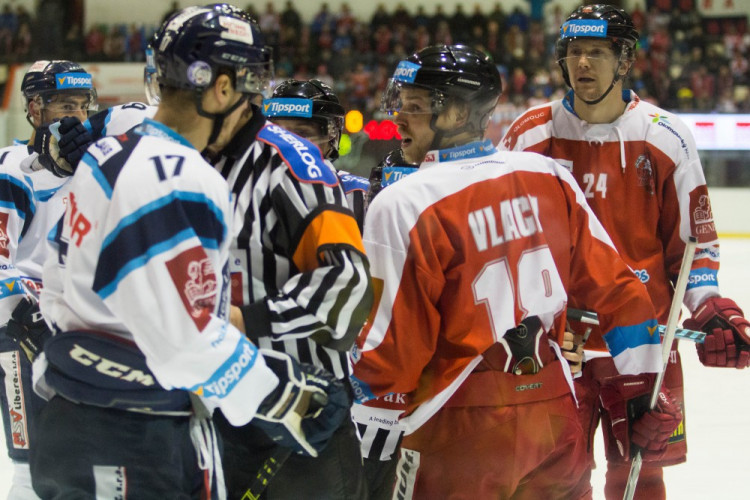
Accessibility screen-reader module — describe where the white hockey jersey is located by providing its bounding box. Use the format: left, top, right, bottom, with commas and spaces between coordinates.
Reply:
37, 119, 278, 425
0, 143, 67, 322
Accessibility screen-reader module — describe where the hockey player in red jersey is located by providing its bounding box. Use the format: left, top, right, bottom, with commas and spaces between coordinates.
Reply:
350, 43, 681, 500
500, 4, 750, 499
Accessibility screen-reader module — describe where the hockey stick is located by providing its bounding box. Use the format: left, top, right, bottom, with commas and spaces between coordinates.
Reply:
622, 236, 697, 500
566, 308, 707, 343
240, 391, 329, 500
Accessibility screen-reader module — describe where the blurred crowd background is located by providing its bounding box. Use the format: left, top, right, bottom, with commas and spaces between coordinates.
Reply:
1, 0, 748, 118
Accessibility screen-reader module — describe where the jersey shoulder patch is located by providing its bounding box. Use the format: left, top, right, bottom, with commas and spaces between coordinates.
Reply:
87, 136, 124, 166
257, 124, 338, 186
338, 172, 370, 193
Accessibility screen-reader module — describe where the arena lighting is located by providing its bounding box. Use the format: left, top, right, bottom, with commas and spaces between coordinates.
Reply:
363, 119, 401, 141
345, 110, 363, 133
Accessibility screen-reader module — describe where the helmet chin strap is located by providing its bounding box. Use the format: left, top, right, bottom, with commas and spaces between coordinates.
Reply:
576, 60, 625, 106
196, 93, 248, 147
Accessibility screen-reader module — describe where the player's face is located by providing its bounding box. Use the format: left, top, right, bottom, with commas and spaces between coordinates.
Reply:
563, 39, 622, 102
37, 94, 90, 126
209, 94, 252, 151
272, 118, 330, 156
392, 87, 436, 164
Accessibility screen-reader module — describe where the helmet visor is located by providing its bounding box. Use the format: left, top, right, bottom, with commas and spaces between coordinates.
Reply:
380, 79, 445, 116
144, 47, 161, 106
235, 58, 274, 95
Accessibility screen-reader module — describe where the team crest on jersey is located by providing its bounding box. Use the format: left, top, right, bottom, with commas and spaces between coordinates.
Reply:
634, 154, 654, 195
689, 191, 716, 239
0, 212, 9, 258
166, 247, 217, 332
258, 124, 338, 186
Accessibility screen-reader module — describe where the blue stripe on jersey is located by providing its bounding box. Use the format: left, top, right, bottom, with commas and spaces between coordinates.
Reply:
0, 173, 35, 220
686, 267, 719, 290
188, 337, 260, 399
80, 153, 114, 198
603, 319, 661, 358
34, 186, 61, 202
350, 374, 377, 403
85, 107, 109, 139
0, 278, 23, 299
94, 191, 227, 299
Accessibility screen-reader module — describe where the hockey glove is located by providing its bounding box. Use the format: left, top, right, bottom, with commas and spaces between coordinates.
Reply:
33, 117, 93, 177
6, 296, 52, 363
683, 297, 750, 369
599, 374, 682, 462
253, 349, 348, 457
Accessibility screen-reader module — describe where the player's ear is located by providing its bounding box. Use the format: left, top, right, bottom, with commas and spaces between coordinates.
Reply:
205, 73, 234, 110
27, 97, 42, 126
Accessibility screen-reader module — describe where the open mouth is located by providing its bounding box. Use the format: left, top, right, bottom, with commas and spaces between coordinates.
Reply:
402, 137, 413, 148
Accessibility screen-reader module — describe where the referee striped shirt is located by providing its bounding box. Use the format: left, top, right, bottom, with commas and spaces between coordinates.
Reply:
210, 106, 372, 381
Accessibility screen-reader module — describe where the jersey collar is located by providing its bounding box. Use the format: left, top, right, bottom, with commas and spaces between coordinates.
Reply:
562, 89, 637, 117
421, 139, 496, 167
134, 118, 194, 148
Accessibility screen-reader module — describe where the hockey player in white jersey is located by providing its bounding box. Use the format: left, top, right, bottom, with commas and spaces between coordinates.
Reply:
262, 78, 370, 229
28, 5, 348, 498
35, 101, 157, 177
0, 59, 98, 500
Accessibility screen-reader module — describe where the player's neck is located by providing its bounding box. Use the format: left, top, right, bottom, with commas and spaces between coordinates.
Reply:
152, 106, 212, 151
573, 86, 627, 124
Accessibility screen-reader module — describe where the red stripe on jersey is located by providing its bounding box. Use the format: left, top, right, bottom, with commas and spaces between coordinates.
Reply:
502, 106, 552, 150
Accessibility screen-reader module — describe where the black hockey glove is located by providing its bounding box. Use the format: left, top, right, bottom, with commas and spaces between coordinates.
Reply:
33, 117, 93, 177
6, 296, 52, 363
253, 349, 349, 457
56, 116, 94, 172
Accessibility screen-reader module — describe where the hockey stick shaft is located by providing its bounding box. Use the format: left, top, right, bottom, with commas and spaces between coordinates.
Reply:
241, 391, 329, 500
622, 236, 697, 500
566, 309, 707, 343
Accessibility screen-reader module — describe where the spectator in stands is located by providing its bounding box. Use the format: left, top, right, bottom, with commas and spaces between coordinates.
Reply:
279, 1, 301, 32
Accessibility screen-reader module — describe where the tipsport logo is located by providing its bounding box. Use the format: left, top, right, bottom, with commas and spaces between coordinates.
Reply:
262, 98, 313, 118
392, 61, 421, 83
560, 20, 607, 39
55, 72, 93, 89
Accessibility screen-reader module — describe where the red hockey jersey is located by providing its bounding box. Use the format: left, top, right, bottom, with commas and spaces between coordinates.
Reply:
351, 142, 661, 434
500, 91, 720, 351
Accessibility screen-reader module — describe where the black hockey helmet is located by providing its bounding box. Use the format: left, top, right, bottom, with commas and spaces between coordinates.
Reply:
21, 60, 98, 127
147, 4, 272, 100
381, 44, 501, 136
555, 4, 639, 87
263, 79, 345, 160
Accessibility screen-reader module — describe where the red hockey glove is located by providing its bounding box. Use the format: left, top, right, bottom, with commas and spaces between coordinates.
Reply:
631, 386, 682, 461
683, 297, 750, 369
600, 374, 682, 462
